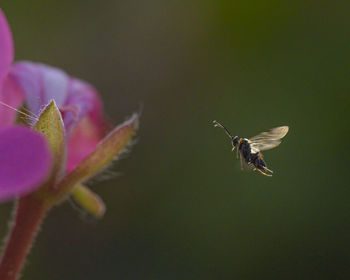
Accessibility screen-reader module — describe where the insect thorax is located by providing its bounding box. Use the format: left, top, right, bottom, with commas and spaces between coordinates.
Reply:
239, 138, 251, 162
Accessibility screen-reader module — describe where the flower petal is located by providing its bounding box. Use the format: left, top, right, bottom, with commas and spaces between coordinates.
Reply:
66, 116, 103, 171
61, 78, 106, 170
62, 78, 104, 132
10, 62, 105, 129
0, 125, 51, 201
10, 62, 69, 115
0, 9, 13, 84
10, 62, 106, 139
0, 75, 24, 126
0, 10, 22, 126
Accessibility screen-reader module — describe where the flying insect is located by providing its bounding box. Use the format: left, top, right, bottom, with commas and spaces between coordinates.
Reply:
213, 120, 289, 176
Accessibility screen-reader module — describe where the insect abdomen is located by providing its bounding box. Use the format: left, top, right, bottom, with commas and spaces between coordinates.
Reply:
250, 152, 266, 169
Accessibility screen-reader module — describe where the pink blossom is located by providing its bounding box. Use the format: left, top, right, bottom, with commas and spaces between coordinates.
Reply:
0, 9, 51, 201
0, 8, 137, 203
0, 9, 138, 279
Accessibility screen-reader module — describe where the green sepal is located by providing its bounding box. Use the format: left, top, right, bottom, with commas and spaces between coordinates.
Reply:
56, 113, 139, 201
71, 184, 106, 217
33, 100, 66, 187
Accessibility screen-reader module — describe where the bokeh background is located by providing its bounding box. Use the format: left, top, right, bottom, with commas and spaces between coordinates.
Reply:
1, 1, 350, 279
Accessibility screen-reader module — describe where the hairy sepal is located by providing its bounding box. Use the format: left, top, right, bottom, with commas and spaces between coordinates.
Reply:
56, 113, 138, 201
33, 100, 66, 196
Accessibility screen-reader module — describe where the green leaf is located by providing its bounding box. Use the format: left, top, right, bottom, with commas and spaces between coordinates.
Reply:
71, 184, 106, 217
33, 100, 65, 185
56, 113, 138, 200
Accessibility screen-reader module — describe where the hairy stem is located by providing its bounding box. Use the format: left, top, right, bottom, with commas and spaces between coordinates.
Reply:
0, 195, 48, 280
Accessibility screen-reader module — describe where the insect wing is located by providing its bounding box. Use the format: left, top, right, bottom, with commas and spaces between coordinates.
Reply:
239, 153, 250, 171
249, 126, 289, 153
237, 149, 256, 172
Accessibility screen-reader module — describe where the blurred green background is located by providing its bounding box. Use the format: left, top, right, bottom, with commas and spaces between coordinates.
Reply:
1, 1, 350, 279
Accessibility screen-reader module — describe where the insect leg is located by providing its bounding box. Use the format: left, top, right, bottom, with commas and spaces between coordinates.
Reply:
255, 168, 272, 177
263, 166, 273, 173
239, 153, 244, 170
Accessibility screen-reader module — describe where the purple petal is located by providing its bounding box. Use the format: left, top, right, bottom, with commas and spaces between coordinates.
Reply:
66, 116, 103, 171
0, 125, 51, 201
0, 74, 24, 126
62, 79, 106, 170
61, 78, 104, 133
10, 62, 104, 132
0, 9, 20, 125
0, 9, 13, 84
9, 61, 107, 170
10, 61, 69, 115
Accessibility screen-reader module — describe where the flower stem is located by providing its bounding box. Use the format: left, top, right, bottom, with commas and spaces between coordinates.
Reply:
0, 195, 48, 280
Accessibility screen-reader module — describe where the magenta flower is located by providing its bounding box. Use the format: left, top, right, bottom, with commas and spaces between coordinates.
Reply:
0, 10, 51, 202
0, 9, 138, 280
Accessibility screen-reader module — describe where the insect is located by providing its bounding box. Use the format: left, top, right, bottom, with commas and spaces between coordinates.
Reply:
213, 120, 289, 176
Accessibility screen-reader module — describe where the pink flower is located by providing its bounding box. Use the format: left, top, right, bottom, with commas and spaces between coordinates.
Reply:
0, 10, 51, 201
0, 8, 138, 280
0, 8, 138, 205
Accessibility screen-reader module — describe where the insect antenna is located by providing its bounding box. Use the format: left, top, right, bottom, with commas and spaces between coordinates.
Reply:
213, 120, 233, 139
0, 100, 39, 123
